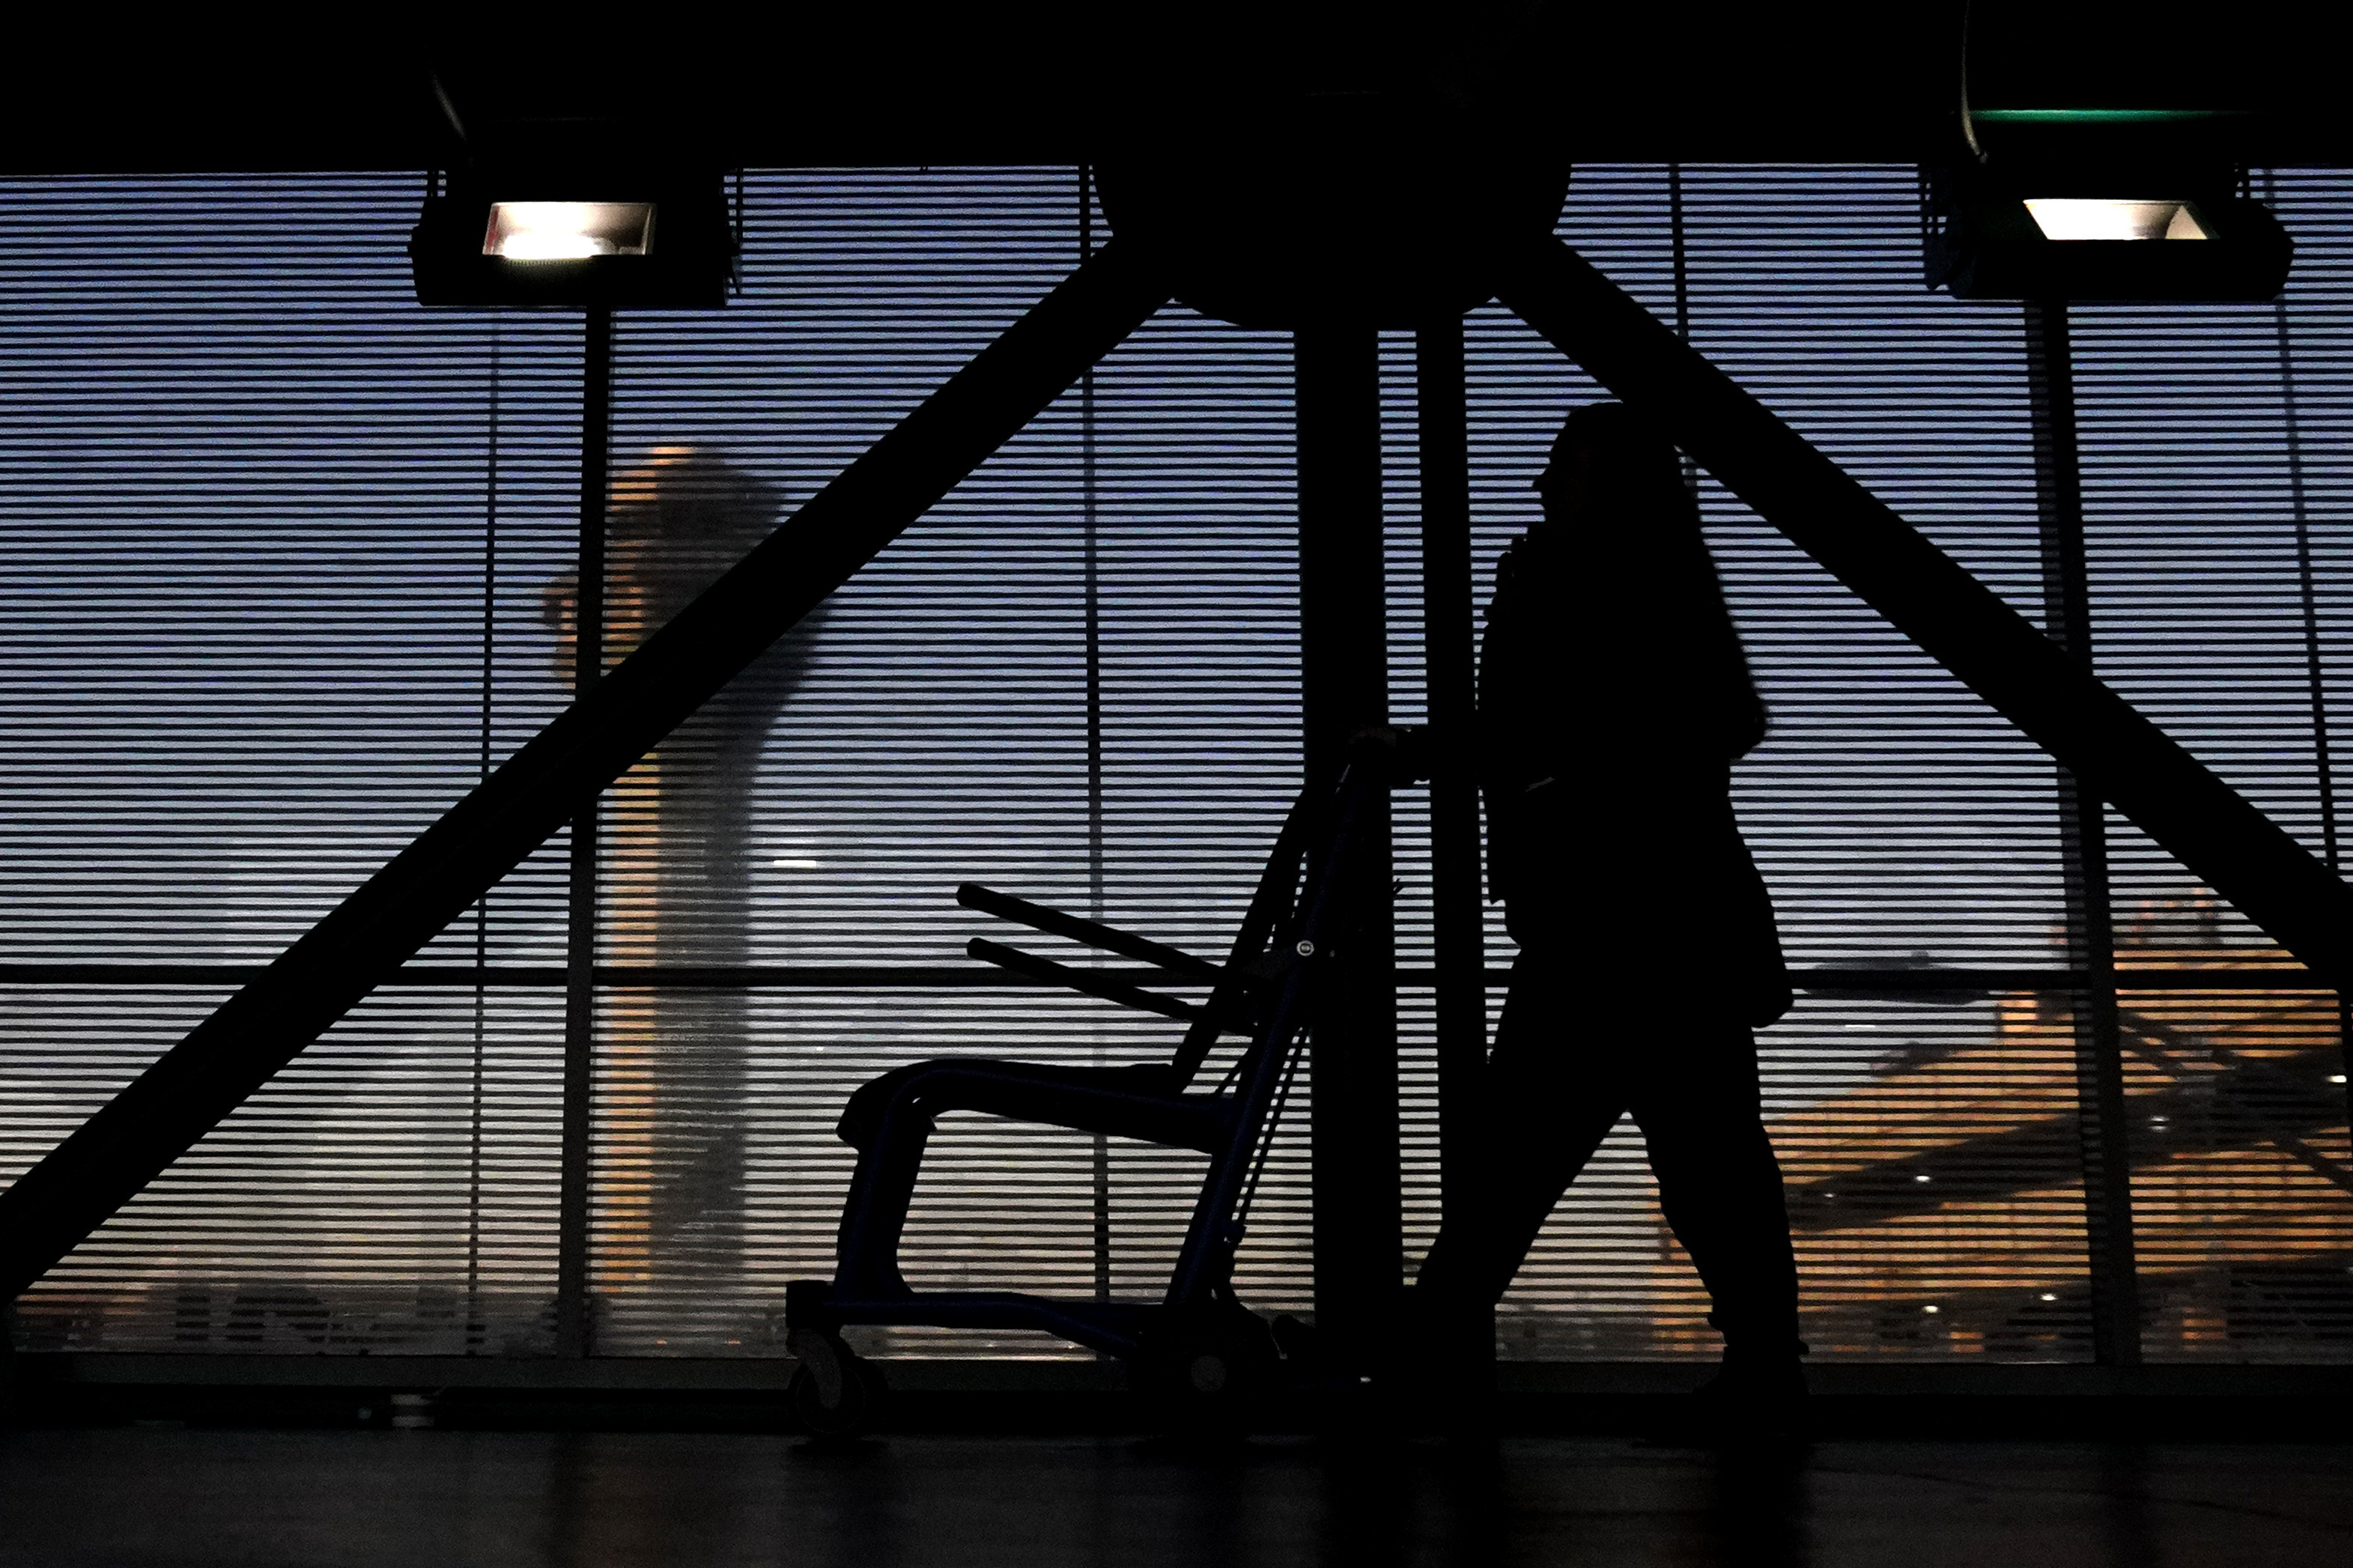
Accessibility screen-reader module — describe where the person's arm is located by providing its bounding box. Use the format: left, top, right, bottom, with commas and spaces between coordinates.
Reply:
1657, 523, 1767, 761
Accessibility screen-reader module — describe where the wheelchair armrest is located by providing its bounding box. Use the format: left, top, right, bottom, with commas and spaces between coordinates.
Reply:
837, 1058, 1185, 1150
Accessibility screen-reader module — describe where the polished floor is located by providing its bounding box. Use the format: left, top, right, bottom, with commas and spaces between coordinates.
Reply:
1, 1427, 2349, 1567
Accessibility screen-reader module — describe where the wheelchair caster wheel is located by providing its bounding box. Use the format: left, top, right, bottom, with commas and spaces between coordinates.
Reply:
1184, 1349, 1235, 1395
1135, 1324, 1277, 1435
788, 1330, 882, 1437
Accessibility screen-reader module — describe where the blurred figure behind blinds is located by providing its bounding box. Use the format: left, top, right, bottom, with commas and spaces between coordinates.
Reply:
544, 446, 827, 1311
1411, 402, 1804, 1414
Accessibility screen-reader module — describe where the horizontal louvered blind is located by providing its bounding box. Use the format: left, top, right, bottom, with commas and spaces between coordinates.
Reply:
1, 165, 2346, 1368
0, 168, 1314, 1359
583, 168, 1307, 1352
0, 175, 581, 1352
1471, 165, 2090, 1360
1468, 166, 2351, 1362
2062, 168, 2353, 1360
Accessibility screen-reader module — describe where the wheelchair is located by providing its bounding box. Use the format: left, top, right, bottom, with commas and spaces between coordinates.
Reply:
785, 765, 1382, 1433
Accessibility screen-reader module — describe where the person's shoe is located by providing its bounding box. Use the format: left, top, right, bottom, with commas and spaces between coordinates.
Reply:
1685, 1355, 1809, 1447
1632, 1355, 1808, 1450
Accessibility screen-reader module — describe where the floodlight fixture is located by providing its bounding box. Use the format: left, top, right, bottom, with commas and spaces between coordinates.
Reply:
1925, 160, 2290, 302
2022, 198, 2208, 243
483, 201, 655, 260
411, 168, 734, 309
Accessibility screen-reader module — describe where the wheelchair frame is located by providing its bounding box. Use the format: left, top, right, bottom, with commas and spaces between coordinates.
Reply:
785, 767, 1380, 1423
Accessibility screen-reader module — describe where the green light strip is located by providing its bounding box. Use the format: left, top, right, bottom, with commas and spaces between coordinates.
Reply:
1972, 109, 2255, 124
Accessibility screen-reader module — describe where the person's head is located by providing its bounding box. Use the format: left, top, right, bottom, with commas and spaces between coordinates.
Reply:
1531, 402, 1689, 529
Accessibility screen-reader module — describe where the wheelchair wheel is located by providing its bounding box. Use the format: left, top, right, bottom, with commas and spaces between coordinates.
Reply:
789, 1332, 883, 1438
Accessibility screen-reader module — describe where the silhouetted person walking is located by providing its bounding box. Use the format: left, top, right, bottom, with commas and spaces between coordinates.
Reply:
1413, 402, 1804, 1408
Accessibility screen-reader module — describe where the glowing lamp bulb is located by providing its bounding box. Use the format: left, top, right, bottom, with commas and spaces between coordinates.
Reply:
485, 202, 656, 261
2024, 199, 2210, 242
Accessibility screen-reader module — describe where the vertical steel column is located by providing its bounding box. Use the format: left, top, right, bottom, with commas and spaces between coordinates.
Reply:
2264, 173, 2353, 1136
1080, 167, 1113, 1304
1296, 323, 1397, 1368
1669, 164, 1692, 341
556, 306, 613, 1358
1669, 165, 1699, 495
1416, 313, 1490, 1384
2025, 300, 2141, 1367
466, 320, 503, 1354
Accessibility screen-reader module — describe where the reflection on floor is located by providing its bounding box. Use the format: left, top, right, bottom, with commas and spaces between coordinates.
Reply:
1, 1428, 2348, 1567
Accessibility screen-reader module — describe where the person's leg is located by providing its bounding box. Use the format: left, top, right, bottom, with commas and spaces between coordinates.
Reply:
1415, 950, 1630, 1319
1627, 1021, 1804, 1376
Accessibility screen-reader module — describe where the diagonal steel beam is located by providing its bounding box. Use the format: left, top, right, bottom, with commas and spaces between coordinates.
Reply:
1493, 233, 2353, 988
0, 240, 1174, 1298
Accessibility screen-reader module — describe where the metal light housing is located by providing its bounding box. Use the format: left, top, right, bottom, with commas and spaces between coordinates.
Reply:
410, 167, 734, 308
1925, 162, 2292, 303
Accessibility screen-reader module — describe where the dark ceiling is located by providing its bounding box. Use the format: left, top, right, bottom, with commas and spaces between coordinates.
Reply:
4, 4, 2340, 175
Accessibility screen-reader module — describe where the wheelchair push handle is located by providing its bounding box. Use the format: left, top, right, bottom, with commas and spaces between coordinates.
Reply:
956, 882, 1224, 982
965, 936, 1259, 1030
